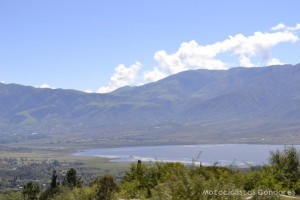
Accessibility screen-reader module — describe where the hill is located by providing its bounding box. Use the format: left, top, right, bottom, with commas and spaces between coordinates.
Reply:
1, 64, 300, 145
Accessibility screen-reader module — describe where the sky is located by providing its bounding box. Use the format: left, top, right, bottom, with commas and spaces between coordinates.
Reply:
0, 0, 300, 93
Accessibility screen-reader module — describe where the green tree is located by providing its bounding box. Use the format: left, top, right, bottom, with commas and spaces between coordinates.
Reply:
270, 146, 300, 192
94, 174, 119, 200
39, 170, 61, 200
50, 170, 58, 189
22, 182, 40, 200
121, 160, 157, 198
63, 168, 82, 188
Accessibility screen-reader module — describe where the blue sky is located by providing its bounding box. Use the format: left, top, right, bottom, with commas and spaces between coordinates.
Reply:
0, 0, 299, 92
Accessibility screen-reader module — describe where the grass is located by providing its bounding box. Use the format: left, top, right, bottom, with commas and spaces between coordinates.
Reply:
0, 148, 130, 175
0, 148, 129, 163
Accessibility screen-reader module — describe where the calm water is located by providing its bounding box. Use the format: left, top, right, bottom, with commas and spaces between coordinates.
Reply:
74, 144, 300, 167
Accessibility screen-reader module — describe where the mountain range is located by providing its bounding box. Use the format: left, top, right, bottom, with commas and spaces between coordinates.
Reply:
1, 64, 300, 144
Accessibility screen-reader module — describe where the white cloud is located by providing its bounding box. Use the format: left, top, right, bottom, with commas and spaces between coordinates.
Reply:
267, 58, 284, 66
0, 81, 4, 84
84, 89, 94, 93
153, 40, 228, 74
143, 67, 167, 83
271, 23, 286, 31
239, 54, 255, 67
37, 84, 55, 89
99, 23, 300, 90
98, 62, 141, 93
271, 23, 300, 32
143, 26, 298, 83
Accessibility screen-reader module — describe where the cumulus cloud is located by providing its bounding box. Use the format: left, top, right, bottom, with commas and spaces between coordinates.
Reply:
271, 23, 287, 31
84, 89, 94, 93
153, 41, 228, 74
267, 58, 284, 66
98, 62, 141, 93
99, 23, 299, 92
143, 25, 298, 83
239, 54, 255, 68
0, 81, 5, 84
37, 84, 55, 89
271, 23, 300, 32
143, 67, 167, 83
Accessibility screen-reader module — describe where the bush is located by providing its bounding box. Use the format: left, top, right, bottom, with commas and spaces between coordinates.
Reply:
94, 174, 119, 200
22, 182, 40, 200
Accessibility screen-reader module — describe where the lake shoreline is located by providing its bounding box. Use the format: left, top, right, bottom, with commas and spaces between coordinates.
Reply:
72, 144, 300, 167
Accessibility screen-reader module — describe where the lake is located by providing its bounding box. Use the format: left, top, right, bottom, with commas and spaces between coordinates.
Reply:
74, 144, 300, 167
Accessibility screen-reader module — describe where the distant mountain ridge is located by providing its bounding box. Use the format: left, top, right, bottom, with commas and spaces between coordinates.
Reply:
1, 64, 300, 144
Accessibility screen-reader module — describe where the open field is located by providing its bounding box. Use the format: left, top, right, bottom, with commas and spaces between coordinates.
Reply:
0, 145, 130, 193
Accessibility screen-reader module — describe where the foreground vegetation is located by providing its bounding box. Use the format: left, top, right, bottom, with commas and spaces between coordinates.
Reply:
1, 146, 300, 200
0, 149, 128, 193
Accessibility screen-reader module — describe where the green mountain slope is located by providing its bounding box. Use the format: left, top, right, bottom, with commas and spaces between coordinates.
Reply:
1, 64, 300, 144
